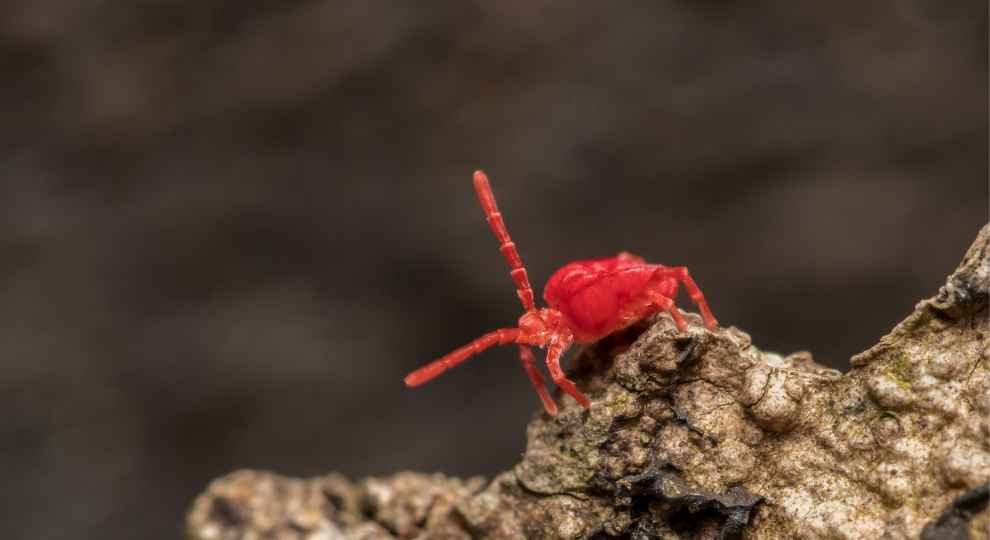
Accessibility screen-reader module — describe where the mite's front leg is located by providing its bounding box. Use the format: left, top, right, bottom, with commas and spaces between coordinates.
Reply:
518, 345, 558, 416
544, 332, 590, 410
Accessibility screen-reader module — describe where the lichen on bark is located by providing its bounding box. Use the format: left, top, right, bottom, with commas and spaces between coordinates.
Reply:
186, 225, 990, 540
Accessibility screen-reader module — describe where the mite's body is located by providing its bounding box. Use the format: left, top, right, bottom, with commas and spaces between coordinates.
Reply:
405, 171, 718, 415
545, 255, 705, 343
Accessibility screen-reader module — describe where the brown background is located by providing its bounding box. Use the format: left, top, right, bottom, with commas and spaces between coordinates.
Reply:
0, 1, 986, 538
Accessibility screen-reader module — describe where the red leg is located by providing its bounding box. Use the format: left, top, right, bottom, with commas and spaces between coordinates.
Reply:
544, 331, 590, 410
645, 289, 688, 332
519, 346, 558, 416
611, 288, 688, 332
610, 293, 656, 328
652, 267, 718, 329
473, 171, 536, 312
405, 328, 520, 387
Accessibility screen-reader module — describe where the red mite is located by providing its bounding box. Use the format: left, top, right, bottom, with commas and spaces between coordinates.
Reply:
404, 171, 718, 415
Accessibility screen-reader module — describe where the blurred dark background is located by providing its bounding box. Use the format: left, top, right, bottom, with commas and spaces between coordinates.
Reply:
0, 1, 986, 538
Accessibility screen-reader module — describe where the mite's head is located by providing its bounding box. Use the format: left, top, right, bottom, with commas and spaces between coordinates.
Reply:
517, 308, 564, 346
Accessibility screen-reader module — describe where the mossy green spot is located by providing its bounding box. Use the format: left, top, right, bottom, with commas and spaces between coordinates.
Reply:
883, 353, 914, 390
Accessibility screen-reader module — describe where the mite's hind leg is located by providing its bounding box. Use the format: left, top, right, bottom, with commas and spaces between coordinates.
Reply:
645, 288, 688, 332
519, 346, 558, 416
652, 267, 717, 329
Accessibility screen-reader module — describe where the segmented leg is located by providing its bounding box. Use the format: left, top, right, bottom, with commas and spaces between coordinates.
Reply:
405, 328, 520, 387
645, 289, 688, 332
473, 170, 536, 311
652, 266, 718, 329
519, 346, 558, 415
544, 331, 590, 410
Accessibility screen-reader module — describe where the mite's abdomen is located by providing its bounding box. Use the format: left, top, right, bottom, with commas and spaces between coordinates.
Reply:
544, 258, 659, 342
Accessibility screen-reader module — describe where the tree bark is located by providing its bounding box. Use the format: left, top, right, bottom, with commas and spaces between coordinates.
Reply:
186, 225, 990, 540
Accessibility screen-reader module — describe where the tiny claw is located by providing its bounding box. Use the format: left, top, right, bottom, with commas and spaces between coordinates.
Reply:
699, 305, 719, 330
572, 390, 592, 411
543, 399, 559, 416
553, 376, 591, 411
669, 309, 688, 333
404, 365, 440, 387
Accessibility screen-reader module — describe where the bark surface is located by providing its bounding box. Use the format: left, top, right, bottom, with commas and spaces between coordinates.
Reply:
186, 225, 990, 539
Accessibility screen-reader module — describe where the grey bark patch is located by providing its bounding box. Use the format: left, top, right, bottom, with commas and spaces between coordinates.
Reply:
616, 465, 761, 540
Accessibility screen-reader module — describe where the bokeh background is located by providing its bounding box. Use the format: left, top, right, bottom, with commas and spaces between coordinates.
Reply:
1, 1, 986, 538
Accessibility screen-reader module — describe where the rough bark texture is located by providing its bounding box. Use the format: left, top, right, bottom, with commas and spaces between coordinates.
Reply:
186, 225, 990, 540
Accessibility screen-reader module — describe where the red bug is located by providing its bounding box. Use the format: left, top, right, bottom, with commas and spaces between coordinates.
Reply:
404, 171, 718, 415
